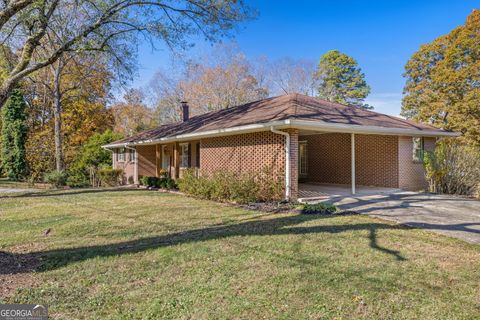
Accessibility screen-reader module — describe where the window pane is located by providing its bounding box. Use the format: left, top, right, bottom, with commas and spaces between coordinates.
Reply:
180, 144, 189, 167
412, 137, 424, 162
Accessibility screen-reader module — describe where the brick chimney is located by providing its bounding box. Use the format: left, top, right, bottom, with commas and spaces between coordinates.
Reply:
181, 101, 189, 122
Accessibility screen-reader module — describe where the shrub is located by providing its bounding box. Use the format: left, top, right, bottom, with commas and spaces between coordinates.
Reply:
301, 202, 338, 214
97, 168, 123, 187
140, 176, 177, 189
44, 170, 68, 188
424, 141, 480, 198
68, 130, 124, 187
66, 172, 90, 188
177, 168, 284, 204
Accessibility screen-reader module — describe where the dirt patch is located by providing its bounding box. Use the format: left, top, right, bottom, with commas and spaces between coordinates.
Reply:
0, 251, 41, 299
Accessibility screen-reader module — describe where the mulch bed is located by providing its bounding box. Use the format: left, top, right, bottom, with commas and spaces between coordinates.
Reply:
237, 202, 359, 215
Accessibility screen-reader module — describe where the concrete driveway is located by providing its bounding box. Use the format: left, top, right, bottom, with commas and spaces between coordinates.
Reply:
330, 192, 480, 244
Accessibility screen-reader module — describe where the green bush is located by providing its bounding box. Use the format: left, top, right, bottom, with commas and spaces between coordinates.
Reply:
177, 168, 284, 204
68, 130, 123, 187
66, 172, 90, 188
301, 202, 338, 214
140, 176, 177, 189
44, 170, 68, 188
97, 168, 123, 187
424, 141, 480, 198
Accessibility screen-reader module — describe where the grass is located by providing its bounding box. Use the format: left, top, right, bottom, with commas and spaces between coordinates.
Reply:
0, 188, 479, 319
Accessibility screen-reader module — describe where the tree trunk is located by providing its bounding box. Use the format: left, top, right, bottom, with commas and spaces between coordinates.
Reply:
52, 61, 64, 172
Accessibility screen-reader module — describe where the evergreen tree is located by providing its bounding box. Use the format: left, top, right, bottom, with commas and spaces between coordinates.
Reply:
1, 89, 27, 180
315, 50, 371, 108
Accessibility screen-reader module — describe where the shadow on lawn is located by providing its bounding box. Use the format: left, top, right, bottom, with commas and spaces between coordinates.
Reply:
0, 214, 407, 276
0, 187, 146, 199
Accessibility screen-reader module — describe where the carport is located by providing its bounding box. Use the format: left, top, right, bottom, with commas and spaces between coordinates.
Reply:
296, 130, 401, 200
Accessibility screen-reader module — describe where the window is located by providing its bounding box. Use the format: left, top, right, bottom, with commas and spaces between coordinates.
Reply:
117, 148, 125, 162
129, 149, 136, 162
180, 143, 190, 168
299, 141, 307, 176
412, 137, 424, 162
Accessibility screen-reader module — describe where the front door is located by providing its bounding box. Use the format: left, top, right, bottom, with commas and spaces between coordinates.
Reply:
161, 145, 170, 170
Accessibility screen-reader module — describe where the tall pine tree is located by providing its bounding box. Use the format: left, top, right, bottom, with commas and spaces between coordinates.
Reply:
1, 89, 27, 180
315, 50, 371, 108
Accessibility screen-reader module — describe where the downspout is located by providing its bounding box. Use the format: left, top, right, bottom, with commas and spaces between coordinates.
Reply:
270, 127, 290, 200
124, 145, 138, 185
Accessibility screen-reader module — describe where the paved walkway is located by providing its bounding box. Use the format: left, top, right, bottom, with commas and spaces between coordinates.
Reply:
330, 192, 480, 244
0, 188, 32, 193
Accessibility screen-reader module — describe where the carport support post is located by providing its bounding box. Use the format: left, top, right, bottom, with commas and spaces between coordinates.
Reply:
351, 133, 356, 195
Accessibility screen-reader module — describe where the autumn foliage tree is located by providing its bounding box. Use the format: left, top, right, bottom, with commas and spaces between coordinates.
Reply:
111, 89, 157, 136
24, 56, 114, 180
402, 10, 480, 146
150, 45, 268, 122
0, 0, 254, 107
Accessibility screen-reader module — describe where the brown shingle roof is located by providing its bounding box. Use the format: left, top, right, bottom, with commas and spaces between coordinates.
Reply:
108, 93, 455, 146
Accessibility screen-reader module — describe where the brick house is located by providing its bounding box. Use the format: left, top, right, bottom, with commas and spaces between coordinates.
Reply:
103, 94, 459, 200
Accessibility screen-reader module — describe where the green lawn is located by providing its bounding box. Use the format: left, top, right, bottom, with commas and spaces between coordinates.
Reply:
0, 189, 479, 319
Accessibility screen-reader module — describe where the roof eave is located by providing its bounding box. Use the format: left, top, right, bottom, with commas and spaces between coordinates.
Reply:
102, 119, 460, 148
290, 120, 461, 138
102, 120, 291, 148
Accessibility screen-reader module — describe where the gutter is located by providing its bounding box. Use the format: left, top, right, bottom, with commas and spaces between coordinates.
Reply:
102, 119, 460, 149
270, 126, 290, 200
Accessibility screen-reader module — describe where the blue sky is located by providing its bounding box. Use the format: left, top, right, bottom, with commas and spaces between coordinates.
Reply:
132, 0, 478, 116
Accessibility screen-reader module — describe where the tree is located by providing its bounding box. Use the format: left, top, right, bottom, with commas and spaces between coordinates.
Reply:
1, 89, 27, 179
24, 55, 114, 179
111, 89, 157, 135
260, 57, 317, 96
0, 0, 255, 107
68, 129, 123, 186
402, 10, 480, 146
149, 44, 268, 122
314, 50, 371, 108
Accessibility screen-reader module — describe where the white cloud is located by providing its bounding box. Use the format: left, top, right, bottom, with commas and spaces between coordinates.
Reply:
365, 93, 403, 116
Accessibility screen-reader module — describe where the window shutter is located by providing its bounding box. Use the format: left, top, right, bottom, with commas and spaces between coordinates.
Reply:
188, 143, 192, 167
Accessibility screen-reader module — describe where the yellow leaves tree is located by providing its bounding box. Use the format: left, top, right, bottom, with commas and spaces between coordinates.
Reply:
24, 54, 114, 178
111, 89, 157, 136
402, 10, 480, 146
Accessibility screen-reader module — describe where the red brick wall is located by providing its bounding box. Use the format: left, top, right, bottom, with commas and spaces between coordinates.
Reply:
356, 134, 398, 188
301, 133, 399, 188
302, 133, 351, 184
200, 131, 286, 177
398, 136, 436, 190
113, 148, 135, 184
137, 145, 156, 177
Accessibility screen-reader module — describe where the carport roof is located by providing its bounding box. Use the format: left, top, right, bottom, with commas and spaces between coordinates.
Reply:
104, 93, 460, 147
